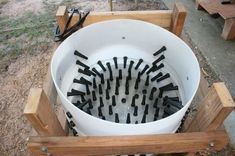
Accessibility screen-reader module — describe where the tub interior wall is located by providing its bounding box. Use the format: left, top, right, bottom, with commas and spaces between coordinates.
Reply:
51, 19, 200, 135
53, 20, 199, 103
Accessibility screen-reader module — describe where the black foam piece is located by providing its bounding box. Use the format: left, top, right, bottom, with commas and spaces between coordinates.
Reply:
135, 59, 143, 70
144, 104, 149, 115
112, 95, 116, 106
98, 107, 103, 116
141, 95, 146, 105
69, 120, 76, 127
145, 75, 149, 86
125, 77, 129, 95
106, 62, 113, 81
164, 106, 176, 115
113, 57, 118, 69
107, 79, 111, 90
72, 128, 78, 136
131, 95, 137, 107
147, 63, 164, 74
88, 99, 93, 109
164, 96, 180, 102
67, 89, 85, 96
126, 113, 131, 124
133, 106, 138, 116
92, 68, 102, 77
80, 95, 86, 102
109, 105, 113, 115
106, 89, 110, 100
140, 65, 149, 75
153, 98, 158, 108
98, 84, 103, 95
153, 46, 166, 56
74, 50, 88, 60
99, 73, 104, 84
141, 114, 146, 123
85, 84, 90, 95
116, 77, 120, 88
86, 108, 91, 115
93, 78, 97, 89
157, 73, 170, 82
118, 69, 122, 80
123, 56, 128, 68
78, 68, 96, 77
92, 90, 97, 101
115, 84, 119, 95
128, 60, 134, 72
66, 112, 72, 118
159, 83, 178, 98
134, 79, 139, 90
97, 60, 106, 71
137, 72, 141, 82
115, 113, 119, 123
127, 71, 132, 80
151, 72, 163, 82
76, 60, 89, 69
80, 77, 92, 86
154, 107, 159, 121
99, 97, 104, 107
152, 55, 165, 65
165, 98, 183, 109
77, 99, 91, 109
149, 87, 157, 100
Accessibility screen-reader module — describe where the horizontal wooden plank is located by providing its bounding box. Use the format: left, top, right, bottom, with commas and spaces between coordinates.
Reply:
28, 131, 228, 155
69, 10, 173, 28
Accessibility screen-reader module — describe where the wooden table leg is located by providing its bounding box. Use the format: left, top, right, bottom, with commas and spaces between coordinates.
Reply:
222, 18, 235, 40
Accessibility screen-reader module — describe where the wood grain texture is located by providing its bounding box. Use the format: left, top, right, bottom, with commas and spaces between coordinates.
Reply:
69, 10, 173, 28
186, 82, 235, 132
56, 6, 68, 32
24, 88, 66, 136
222, 18, 235, 40
182, 74, 210, 131
28, 130, 228, 155
199, 0, 235, 19
42, 44, 58, 105
170, 3, 187, 37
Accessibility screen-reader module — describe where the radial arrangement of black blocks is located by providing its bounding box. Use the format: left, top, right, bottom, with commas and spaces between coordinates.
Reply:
67, 46, 183, 124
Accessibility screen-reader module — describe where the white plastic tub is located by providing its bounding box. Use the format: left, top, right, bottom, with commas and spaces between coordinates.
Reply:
51, 19, 200, 136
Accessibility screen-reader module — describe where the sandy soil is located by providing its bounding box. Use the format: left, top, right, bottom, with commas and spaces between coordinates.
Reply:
1, 0, 44, 17
0, 52, 52, 155
0, 0, 167, 155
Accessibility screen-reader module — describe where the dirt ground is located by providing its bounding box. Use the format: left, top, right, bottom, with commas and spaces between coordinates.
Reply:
0, 0, 169, 155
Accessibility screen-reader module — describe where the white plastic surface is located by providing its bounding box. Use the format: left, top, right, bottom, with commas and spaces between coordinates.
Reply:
51, 19, 200, 136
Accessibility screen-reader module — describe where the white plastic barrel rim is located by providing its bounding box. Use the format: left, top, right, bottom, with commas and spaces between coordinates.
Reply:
51, 19, 200, 136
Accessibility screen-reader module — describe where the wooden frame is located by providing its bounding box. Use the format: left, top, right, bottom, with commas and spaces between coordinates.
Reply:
24, 3, 235, 155
56, 3, 186, 37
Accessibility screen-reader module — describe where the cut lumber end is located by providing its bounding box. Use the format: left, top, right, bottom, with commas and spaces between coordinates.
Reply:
56, 6, 67, 17
214, 82, 235, 108
24, 88, 43, 115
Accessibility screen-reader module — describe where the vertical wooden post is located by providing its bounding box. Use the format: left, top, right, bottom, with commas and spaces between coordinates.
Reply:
56, 6, 68, 33
170, 3, 187, 37
186, 82, 235, 132
109, 0, 113, 11
24, 88, 66, 136
221, 18, 235, 40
